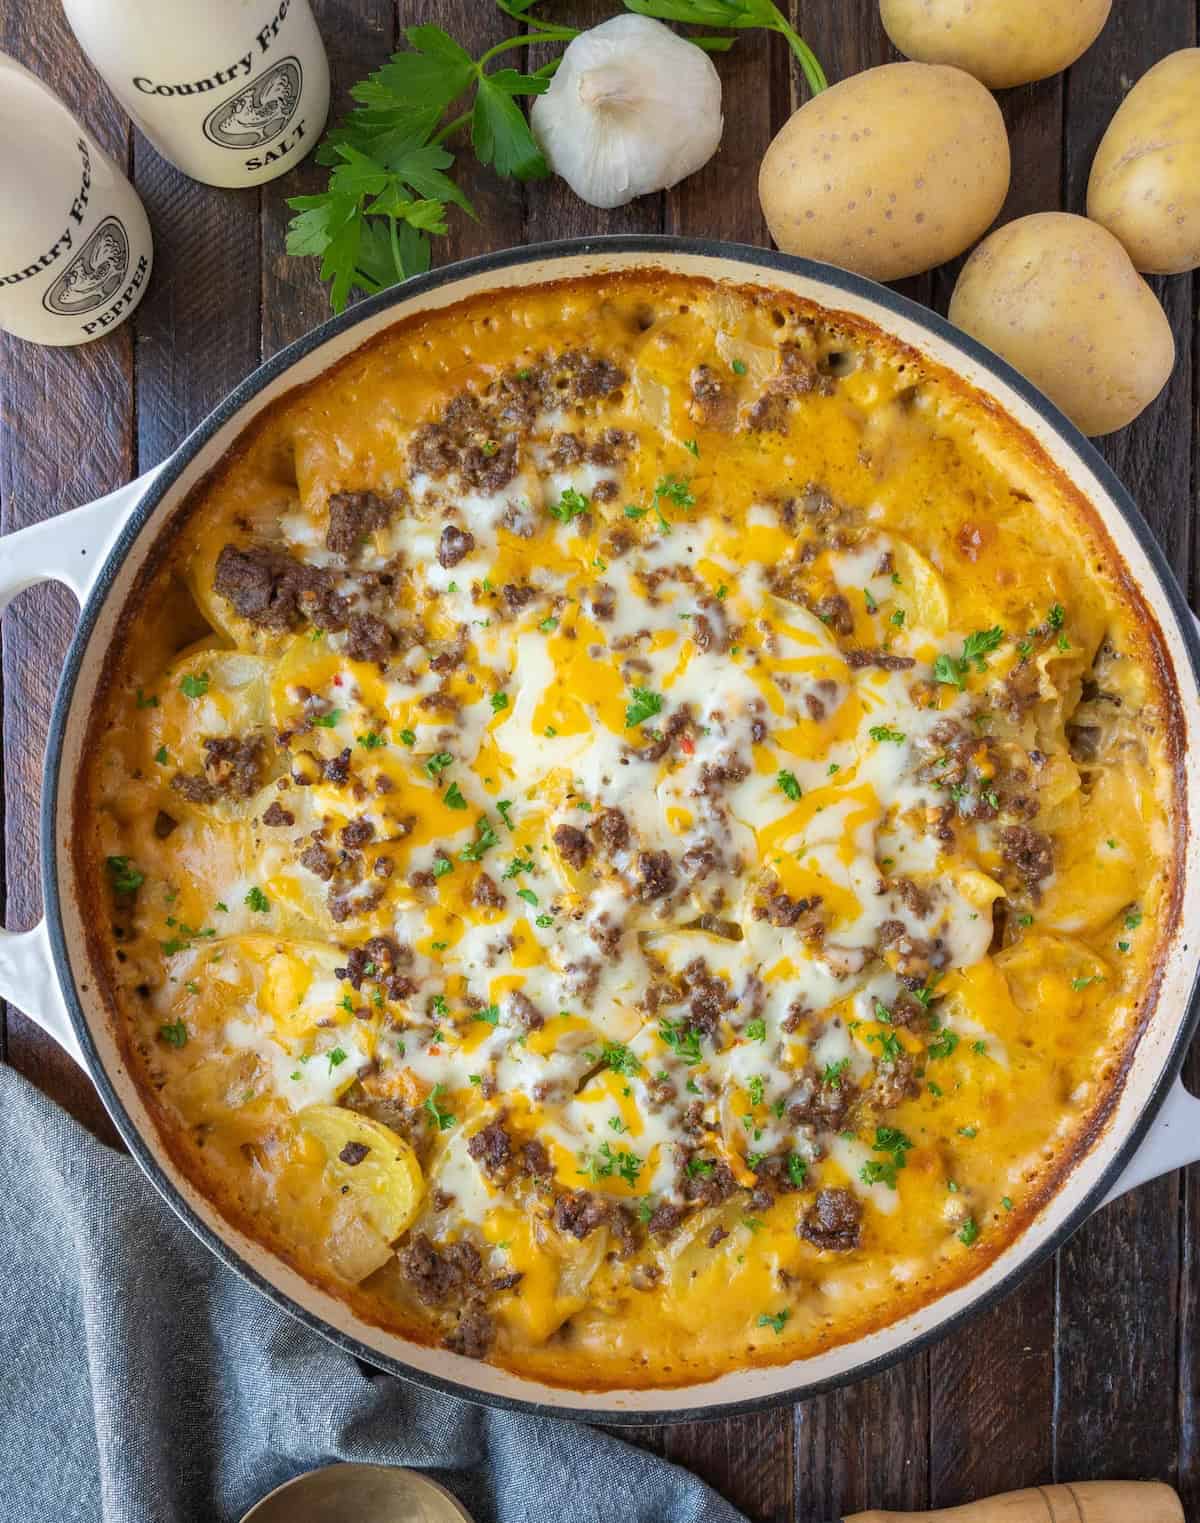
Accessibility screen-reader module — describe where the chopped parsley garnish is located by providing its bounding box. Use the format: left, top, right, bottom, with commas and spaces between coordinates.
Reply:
398, 728, 416, 747
158, 1020, 188, 1048
731, 358, 747, 375
747, 1075, 765, 1107
1071, 975, 1101, 991
686, 1156, 715, 1178
777, 769, 802, 801
425, 751, 454, 777
497, 799, 514, 830
601, 1042, 642, 1077
869, 725, 905, 744
244, 886, 270, 913
683, 438, 700, 458
891, 609, 906, 627
654, 475, 695, 510
757, 1309, 789, 1334
744, 1018, 766, 1042
459, 815, 498, 861
581, 1142, 643, 1187
625, 687, 664, 728
490, 692, 508, 713
154, 745, 169, 766
927, 1029, 959, 1060
502, 856, 533, 879
424, 1083, 456, 1131
443, 781, 467, 810
179, 672, 210, 699
660, 1017, 703, 1065
864, 588, 878, 614
1125, 908, 1143, 930
313, 708, 343, 728
535, 913, 553, 927
860, 1125, 913, 1190
1017, 912, 1034, 927
958, 1217, 980, 1247
327, 1046, 348, 1073
1001, 1196, 1014, 1211
1047, 603, 1065, 629
624, 504, 647, 519
787, 1154, 807, 1187
475, 1004, 500, 1026
549, 487, 590, 524
105, 855, 144, 895
827, 762, 840, 776
539, 615, 558, 633
959, 1125, 977, 1138
357, 730, 387, 749
432, 855, 454, 878
516, 887, 538, 907
934, 626, 1005, 690
135, 688, 158, 709
822, 1057, 850, 1087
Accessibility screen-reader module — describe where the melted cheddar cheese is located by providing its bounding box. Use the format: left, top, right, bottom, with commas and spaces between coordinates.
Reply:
83, 273, 1180, 1389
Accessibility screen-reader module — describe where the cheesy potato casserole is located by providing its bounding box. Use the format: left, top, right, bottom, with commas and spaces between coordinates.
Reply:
83, 273, 1179, 1388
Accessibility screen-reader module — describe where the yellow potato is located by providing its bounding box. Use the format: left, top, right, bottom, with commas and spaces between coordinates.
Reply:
1087, 49, 1200, 275
296, 1104, 424, 1246
758, 63, 1010, 282
948, 213, 1175, 436
880, 0, 1110, 89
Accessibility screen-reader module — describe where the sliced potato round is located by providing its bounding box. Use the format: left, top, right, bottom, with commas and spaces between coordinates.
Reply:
147, 646, 277, 820
297, 1104, 425, 1245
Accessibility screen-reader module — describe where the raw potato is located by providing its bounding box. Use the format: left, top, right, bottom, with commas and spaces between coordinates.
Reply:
1087, 49, 1200, 275
758, 63, 1009, 282
880, 0, 1111, 89
948, 213, 1175, 437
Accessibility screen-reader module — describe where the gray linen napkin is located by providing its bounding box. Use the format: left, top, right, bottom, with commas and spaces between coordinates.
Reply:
0, 1063, 747, 1523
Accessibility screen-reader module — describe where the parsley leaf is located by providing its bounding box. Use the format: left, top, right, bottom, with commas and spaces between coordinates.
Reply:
777, 769, 802, 801
459, 815, 498, 861
625, 687, 664, 728
757, 1309, 790, 1334
660, 1017, 703, 1065
934, 626, 1005, 690
105, 855, 144, 896
158, 1020, 188, 1048
869, 725, 905, 744
180, 672, 209, 699
549, 486, 590, 524
244, 886, 270, 913
600, 1042, 642, 1077
443, 781, 467, 810
424, 1082, 456, 1131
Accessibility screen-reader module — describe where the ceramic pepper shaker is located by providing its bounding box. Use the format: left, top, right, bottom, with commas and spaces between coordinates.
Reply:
61, 0, 330, 188
0, 52, 154, 346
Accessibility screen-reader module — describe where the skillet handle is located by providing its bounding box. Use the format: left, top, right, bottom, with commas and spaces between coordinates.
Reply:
1100, 1077, 1200, 1205
0, 465, 164, 1069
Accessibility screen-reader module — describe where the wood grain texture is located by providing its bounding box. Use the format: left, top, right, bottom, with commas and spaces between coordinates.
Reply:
0, 1, 130, 1140
259, 0, 396, 358
2, 2, 1199, 1518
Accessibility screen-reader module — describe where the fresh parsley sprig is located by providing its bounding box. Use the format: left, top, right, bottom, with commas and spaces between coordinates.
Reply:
287, 22, 573, 311
289, 7, 827, 312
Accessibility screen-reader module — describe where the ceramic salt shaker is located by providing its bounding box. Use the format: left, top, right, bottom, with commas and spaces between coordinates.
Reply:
61, 0, 330, 187
0, 52, 153, 347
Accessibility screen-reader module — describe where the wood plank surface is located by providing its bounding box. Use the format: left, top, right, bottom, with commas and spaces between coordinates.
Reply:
2, 3, 1198, 1520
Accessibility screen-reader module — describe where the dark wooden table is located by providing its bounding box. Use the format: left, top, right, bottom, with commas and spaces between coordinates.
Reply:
2, 3, 1197, 1518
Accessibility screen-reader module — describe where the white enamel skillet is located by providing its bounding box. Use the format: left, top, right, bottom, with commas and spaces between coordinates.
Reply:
1, 238, 1197, 1422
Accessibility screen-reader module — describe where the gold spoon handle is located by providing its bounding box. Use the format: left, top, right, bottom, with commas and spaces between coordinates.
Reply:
846, 1481, 1183, 1523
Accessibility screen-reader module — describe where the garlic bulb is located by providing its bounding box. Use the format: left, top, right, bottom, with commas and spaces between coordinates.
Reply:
531, 15, 724, 211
